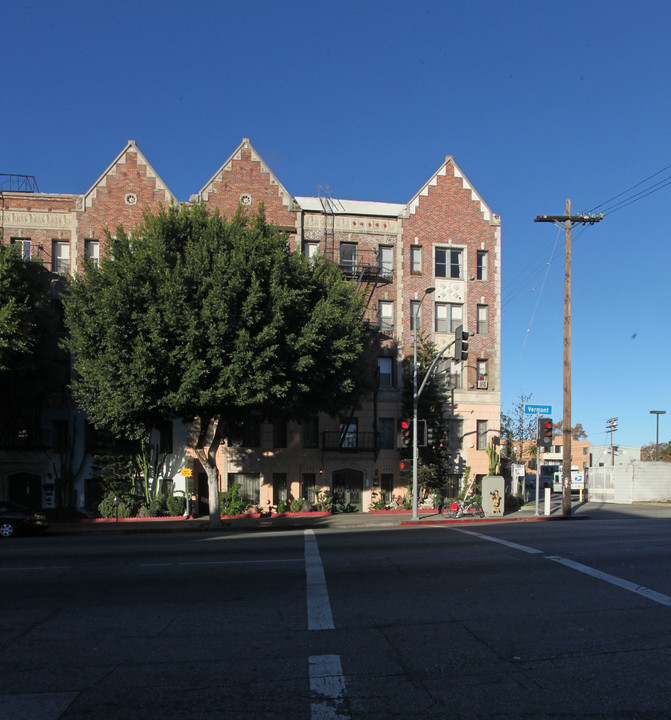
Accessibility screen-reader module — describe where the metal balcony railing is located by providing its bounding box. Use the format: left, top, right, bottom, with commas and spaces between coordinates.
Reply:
321, 431, 376, 452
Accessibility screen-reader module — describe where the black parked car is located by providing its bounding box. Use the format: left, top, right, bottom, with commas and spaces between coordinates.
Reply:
0, 501, 49, 538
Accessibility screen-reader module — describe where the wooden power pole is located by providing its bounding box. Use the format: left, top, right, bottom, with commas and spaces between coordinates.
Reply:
534, 203, 603, 516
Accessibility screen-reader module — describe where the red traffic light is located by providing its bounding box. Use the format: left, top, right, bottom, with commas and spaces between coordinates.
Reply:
401, 421, 410, 430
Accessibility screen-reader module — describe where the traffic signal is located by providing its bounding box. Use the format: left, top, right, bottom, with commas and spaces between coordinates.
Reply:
417, 419, 427, 447
454, 325, 472, 362
538, 417, 553, 451
399, 419, 412, 447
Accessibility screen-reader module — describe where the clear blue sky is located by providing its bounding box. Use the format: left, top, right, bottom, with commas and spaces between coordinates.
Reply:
3, 0, 670, 448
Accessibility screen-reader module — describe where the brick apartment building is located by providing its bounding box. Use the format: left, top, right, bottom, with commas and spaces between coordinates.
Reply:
0, 138, 500, 514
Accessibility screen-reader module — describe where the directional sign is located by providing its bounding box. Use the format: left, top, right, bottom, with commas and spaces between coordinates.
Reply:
525, 404, 552, 415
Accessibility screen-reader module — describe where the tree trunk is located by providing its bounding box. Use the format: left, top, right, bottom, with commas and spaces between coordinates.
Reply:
194, 414, 224, 528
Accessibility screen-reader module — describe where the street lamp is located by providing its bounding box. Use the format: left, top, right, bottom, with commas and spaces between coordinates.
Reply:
650, 410, 666, 461
412, 286, 435, 521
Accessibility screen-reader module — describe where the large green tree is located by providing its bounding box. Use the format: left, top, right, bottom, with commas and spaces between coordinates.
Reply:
0, 244, 64, 444
64, 203, 373, 525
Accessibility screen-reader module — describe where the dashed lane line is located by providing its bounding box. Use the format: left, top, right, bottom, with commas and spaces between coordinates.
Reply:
443, 526, 671, 607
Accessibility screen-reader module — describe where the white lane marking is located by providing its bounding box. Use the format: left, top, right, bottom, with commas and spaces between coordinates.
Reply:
443, 526, 671, 607
547, 556, 671, 607
305, 529, 335, 631
445, 526, 543, 554
309, 654, 348, 719
0, 566, 72, 571
138, 559, 301, 567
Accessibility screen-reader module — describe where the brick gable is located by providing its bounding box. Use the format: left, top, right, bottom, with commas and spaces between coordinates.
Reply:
198, 139, 297, 230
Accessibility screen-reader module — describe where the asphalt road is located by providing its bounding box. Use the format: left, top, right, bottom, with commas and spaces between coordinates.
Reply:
1, 508, 670, 719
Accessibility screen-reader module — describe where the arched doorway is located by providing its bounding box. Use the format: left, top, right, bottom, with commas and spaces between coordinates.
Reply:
9, 473, 42, 510
332, 468, 363, 512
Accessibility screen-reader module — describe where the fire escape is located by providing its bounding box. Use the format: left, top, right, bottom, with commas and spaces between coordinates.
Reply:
316, 185, 394, 457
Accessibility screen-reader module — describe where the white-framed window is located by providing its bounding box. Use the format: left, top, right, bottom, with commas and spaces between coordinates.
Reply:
477, 420, 488, 450
52, 240, 70, 275
447, 365, 463, 390
11, 237, 31, 261
378, 357, 393, 388
378, 301, 393, 332
228, 472, 260, 504
379, 246, 393, 277
85, 240, 100, 268
435, 247, 463, 279
477, 359, 489, 389
304, 241, 320, 259
477, 304, 488, 334
340, 243, 357, 273
411, 245, 422, 274
477, 250, 488, 281
410, 300, 421, 332
435, 302, 463, 334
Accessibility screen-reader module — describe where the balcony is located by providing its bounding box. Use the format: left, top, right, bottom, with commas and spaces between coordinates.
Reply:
321, 431, 375, 452
326, 248, 393, 285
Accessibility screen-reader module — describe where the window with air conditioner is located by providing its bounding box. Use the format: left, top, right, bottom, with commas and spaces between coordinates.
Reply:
477, 359, 488, 389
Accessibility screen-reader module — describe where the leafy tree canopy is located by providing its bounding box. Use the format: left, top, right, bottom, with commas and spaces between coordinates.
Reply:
0, 244, 63, 409
64, 203, 374, 524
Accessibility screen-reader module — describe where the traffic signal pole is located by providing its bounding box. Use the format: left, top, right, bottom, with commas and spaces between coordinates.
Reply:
535, 202, 603, 516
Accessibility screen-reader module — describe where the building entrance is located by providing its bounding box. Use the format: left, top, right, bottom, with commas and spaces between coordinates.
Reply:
332, 468, 363, 512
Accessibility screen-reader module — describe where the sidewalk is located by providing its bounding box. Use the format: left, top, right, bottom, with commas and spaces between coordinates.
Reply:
45, 498, 588, 536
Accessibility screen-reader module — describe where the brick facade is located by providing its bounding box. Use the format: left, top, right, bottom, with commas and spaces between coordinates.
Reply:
1, 138, 501, 512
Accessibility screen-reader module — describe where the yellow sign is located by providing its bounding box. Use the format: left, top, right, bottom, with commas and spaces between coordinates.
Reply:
181, 468, 193, 477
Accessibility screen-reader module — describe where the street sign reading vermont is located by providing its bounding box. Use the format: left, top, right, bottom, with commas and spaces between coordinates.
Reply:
524, 404, 552, 415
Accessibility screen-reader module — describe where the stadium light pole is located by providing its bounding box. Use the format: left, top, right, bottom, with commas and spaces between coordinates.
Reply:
412, 286, 435, 521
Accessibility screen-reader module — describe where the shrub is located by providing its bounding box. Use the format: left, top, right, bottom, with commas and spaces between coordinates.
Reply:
313, 491, 333, 513
98, 491, 133, 518
369, 491, 388, 511
137, 505, 151, 518
166, 494, 186, 516
290, 497, 305, 512
219, 483, 250, 516
276, 498, 287, 514
149, 492, 167, 516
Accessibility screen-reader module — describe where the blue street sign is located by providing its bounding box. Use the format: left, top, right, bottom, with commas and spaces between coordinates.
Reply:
525, 404, 552, 415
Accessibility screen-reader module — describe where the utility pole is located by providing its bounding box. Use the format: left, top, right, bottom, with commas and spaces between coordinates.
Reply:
606, 417, 618, 465
534, 203, 603, 516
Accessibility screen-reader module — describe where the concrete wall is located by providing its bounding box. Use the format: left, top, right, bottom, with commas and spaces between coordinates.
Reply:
587, 461, 671, 503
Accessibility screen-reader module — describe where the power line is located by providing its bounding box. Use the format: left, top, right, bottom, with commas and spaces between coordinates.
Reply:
589, 162, 671, 214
